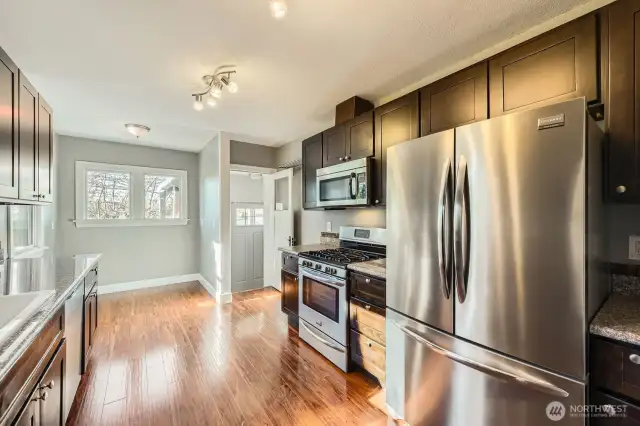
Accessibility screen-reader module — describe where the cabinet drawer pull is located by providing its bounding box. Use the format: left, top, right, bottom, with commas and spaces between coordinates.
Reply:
40, 380, 55, 390
339, 157, 344, 161
630, 354, 640, 364
616, 185, 627, 194
367, 341, 373, 348
365, 278, 371, 284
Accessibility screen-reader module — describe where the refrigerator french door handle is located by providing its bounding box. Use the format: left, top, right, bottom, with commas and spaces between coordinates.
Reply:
437, 159, 452, 299
393, 322, 570, 399
453, 156, 468, 303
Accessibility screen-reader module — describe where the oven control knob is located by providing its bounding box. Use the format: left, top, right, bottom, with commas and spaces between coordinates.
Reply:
331, 268, 337, 274
315, 264, 321, 270
325, 266, 331, 273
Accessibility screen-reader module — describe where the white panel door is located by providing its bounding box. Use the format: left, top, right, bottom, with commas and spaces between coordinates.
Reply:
263, 168, 294, 291
231, 203, 265, 292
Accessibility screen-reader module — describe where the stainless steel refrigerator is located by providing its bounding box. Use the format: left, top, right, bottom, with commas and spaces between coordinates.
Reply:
385, 98, 608, 426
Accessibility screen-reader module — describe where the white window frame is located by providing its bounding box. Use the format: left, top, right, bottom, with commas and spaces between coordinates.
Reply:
75, 161, 188, 228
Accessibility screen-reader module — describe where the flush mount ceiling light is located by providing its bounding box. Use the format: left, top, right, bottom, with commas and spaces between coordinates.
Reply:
124, 123, 150, 138
270, 0, 287, 19
192, 66, 238, 111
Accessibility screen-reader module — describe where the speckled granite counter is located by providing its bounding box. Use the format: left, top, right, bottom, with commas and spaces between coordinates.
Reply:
0, 252, 101, 383
347, 259, 386, 280
591, 293, 640, 346
278, 244, 335, 255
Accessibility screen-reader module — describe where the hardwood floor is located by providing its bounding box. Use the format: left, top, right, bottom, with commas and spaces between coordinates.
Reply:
67, 282, 390, 426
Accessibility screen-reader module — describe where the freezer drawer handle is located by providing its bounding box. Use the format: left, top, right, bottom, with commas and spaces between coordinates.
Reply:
301, 321, 345, 353
394, 322, 570, 399
437, 159, 452, 299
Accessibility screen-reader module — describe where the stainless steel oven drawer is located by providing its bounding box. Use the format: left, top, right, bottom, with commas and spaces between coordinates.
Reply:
299, 319, 348, 372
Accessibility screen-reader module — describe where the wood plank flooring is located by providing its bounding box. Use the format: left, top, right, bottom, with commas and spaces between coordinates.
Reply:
67, 282, 390, 426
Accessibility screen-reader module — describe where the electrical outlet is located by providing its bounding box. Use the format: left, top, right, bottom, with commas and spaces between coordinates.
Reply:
326, 222, 332, 232
629, 236, 640, 261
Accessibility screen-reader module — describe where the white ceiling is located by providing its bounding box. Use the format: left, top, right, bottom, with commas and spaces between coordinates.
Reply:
0, 0, 597, 152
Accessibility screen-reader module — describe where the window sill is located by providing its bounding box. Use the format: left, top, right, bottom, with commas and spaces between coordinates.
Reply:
74, 219, 189, 228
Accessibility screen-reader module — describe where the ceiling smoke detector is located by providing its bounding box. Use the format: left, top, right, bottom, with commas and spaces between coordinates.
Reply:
270, 0, 287, 19
125, 123, 150, 138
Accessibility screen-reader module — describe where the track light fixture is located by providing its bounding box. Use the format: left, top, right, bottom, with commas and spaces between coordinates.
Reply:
192, 66, 238, 111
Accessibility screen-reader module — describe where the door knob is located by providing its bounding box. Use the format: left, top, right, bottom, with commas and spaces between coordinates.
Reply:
630, 353, 640, 364
40, 380, 54, 390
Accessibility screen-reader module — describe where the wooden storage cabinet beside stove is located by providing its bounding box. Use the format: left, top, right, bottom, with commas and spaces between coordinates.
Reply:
349, 271, 386, 383
590, 336, 640, 425
281, 253, 299, 328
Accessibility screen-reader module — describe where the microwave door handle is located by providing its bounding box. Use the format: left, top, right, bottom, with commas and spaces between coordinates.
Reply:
349, 173, 357, 199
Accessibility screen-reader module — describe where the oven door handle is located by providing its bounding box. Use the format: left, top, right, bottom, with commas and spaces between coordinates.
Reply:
300, 268, 346, 288
301, 321, 346, 353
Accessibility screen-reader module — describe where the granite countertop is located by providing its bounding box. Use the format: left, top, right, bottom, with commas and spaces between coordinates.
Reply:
278, 244, 336, 255
347, 259, 386, 280
591, 293, 640, 346
0, 251, 102, 383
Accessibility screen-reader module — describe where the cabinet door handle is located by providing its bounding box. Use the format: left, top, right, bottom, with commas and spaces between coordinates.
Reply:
365, 278, 371, 284
345, 156, 351, 161
32, 194, 39, 198
630, 354, 640, 364
339, 157, 344, 161
365, 305, 371, 310
616, 185, 627, 194
367, 341, 373, 348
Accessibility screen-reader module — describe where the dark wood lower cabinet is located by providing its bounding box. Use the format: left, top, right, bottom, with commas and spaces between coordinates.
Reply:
591, 391, 640, 425
38, 340, 66, 426
13, 396, 39, 426
83, 291, 98, 371
281, 269, 299, 318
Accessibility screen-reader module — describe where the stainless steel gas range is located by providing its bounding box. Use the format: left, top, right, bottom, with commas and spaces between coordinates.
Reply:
297, 227, 386, 372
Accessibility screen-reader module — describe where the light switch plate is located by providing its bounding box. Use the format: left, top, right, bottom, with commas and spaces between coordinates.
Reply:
629, 236, 640, 260
326, 222, 332, 232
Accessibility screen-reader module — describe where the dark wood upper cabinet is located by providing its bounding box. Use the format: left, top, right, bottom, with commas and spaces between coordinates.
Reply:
489, 14, 598, 117
37, 96, 53, 203
322, 125, 346, 167
607, 0, 640, 202
420, 62, 488, 136
345, 111, 374, 161
302, 133, 323, 209
0, 48, 19, 199
373, 92, 420, 206
18, 73, 38, 201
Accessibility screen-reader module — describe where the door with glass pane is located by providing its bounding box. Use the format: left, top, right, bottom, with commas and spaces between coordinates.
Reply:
231, 203, 264, 292
263, 168, 294, 291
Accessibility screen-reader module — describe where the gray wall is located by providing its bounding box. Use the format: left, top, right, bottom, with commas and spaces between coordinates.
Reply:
56, 135, 200, 285
230, 140, 277, 168
199, 135, 221, 290
275, 139, 386, 245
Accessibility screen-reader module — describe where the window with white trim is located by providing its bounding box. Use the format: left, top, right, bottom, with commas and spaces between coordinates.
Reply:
75, 161, 188, 227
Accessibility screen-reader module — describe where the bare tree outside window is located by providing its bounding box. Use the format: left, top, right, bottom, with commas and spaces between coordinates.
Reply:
145, 175, 181, 219
86, 171, 130, 219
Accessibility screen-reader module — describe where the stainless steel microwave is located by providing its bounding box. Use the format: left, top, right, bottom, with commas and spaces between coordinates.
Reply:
316, 158, 371, 208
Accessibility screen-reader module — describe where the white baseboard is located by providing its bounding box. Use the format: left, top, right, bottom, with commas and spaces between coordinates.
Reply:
98, 274, 202, 295
195, 274, 232, 304
97, 273, 234, 305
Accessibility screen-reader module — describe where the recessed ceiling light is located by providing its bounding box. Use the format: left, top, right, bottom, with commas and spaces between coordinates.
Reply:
270, 0, 287, 19
125, 123, 150, 138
